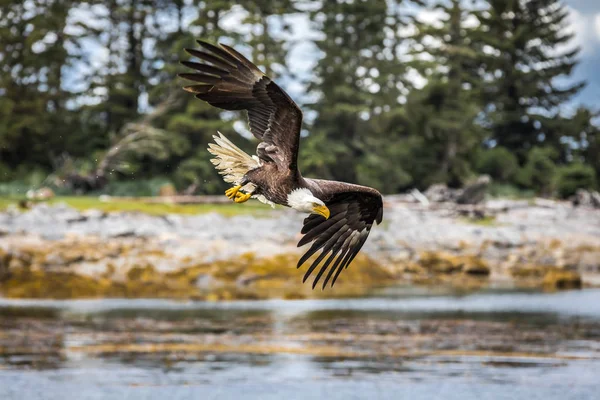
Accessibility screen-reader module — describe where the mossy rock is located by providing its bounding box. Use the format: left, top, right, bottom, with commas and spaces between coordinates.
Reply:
510, 264, 550, 278
0, 249, 11, 281
0, 251, 396, 300
461, 256, 490, 276
418, 252, 489, 276
418, 251, 462, 274
542, 270, 582, 290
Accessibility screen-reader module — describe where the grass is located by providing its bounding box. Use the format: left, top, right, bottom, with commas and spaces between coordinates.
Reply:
0, 196, 273, 216
459, 215, 499, 226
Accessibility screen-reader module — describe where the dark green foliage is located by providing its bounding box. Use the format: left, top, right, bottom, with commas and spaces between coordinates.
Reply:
476, 147, 519, 182
301, 0, 408, 191
474, 0, 585, 161
0, 1, 78, 169
0, 0, 598, 198
556, 164, 597, 199
516, 147, 557, 195
405, 0, 484, 188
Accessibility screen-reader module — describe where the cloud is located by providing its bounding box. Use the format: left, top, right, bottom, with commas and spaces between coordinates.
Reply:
564, 7, 599, 55
415, 9, 445, 28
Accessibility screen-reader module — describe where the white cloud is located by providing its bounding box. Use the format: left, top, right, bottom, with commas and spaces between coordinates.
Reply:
562, 7, 598, 55
416, 9, 445, 28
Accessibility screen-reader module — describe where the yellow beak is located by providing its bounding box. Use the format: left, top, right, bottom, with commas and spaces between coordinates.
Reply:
312, 204, 330, 219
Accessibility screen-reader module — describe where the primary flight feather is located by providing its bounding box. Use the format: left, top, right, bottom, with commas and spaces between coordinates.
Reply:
180, 40, 383, 289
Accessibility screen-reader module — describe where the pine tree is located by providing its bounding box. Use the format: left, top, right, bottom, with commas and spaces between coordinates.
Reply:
405, 0, 484, 187
303, 0, 409, 191
474, 0, 585, 160
148, 0, 239, 192
149, 1, 295, 193
0, 0, 76, 172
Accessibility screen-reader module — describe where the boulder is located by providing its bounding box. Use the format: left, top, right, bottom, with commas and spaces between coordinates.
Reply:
424, 184, 459, 203
572, 189, 600, 208
542, 270, 582, 290
456, 175, 491, 205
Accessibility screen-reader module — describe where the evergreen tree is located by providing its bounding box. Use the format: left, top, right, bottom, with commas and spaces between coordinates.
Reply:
149, 1, 294, 193
405, 0, 484, 187
0, 0, 76, 172
148, 0, 238, 192
303, 0, 409, 191
474, 0, 585, 160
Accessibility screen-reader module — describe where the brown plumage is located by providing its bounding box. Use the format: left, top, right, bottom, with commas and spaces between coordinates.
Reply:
180, 40, 383, 289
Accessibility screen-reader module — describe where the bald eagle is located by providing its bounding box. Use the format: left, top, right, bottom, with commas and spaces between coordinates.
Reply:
180, 40, 383, 289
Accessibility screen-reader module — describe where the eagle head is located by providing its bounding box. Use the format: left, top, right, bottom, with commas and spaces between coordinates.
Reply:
287, 188, 330, 219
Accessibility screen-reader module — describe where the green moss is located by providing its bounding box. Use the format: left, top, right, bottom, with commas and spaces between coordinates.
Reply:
459, 216, 498, 226
0, 196, 272, 216
510, 264, 549, 278
0, 252, 396, 300
418, 251, 463, 274
510, 265, 583, 291
542, 270, 582, 291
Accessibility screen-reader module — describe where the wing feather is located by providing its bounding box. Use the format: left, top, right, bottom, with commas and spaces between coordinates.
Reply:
180, 40, 303, 170
297, 186, 383, 289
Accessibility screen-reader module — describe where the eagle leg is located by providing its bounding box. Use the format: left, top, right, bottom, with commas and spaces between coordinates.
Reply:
234, 191, 252, 203
225, 185, 242, 199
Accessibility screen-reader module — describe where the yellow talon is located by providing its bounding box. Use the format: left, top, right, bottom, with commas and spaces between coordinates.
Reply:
225, 185, 242, 199
234, 192, 252, 203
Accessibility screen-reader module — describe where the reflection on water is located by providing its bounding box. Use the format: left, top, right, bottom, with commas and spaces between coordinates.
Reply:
1, 289, 600, 400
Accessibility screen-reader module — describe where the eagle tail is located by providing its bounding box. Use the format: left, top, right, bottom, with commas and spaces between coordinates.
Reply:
207, 131, 259, 186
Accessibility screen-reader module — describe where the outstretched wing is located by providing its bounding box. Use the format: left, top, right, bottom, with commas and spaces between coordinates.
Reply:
179, 40, 303, 171
297, 187, 384, 289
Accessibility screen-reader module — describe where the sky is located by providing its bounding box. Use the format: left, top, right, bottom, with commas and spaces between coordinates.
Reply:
219, 0, 600, 114
62, 1, 600, 114
561, 0, 600, 111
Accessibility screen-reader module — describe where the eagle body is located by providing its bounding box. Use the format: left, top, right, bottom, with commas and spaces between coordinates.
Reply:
245, 163, 299, 206
181, 40, 384, 289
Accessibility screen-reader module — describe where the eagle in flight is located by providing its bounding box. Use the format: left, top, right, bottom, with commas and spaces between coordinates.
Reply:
180, 40, 383, 289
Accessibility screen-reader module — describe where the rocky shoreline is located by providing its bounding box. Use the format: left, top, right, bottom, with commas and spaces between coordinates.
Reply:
1, 197, 599, 299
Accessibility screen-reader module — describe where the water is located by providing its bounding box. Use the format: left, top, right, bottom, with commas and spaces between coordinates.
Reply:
1, 289, 600, 399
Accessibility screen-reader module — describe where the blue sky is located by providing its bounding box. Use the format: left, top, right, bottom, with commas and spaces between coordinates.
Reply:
562, 0, 600, 111
63, 1, 599, 114
225, 0, 600, 113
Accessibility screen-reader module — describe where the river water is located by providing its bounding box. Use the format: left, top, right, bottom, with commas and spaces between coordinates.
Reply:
1, 289, 600, 399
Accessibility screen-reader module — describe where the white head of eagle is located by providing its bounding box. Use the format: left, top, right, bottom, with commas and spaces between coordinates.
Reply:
287, 188, 330, 219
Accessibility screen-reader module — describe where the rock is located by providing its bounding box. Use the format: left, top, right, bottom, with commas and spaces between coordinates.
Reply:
456, 175, 491, 205
543, 270, 582, 290
424, 184, 459, 203
418, 251, 462, 274
593, 192, 600, 208
462, 256, 491, 276
26, 187, 55, 201
81, 209, 107, 220
572, 189, 600, 209
423, 176, 490, 205
195, 274, 218, 290
510, 264, 548, 279
0, 249, 11, 281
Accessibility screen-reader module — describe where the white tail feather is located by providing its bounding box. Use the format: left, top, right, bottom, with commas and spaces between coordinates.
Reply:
207, 132, 274, 208
208, 131, 259, 185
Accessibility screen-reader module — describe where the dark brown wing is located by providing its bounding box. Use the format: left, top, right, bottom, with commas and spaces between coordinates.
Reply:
179, 40, 303, 171
297, 186, 383, 289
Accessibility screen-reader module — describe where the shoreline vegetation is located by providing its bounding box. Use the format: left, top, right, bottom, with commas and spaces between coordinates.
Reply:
1, 195, 599, 300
